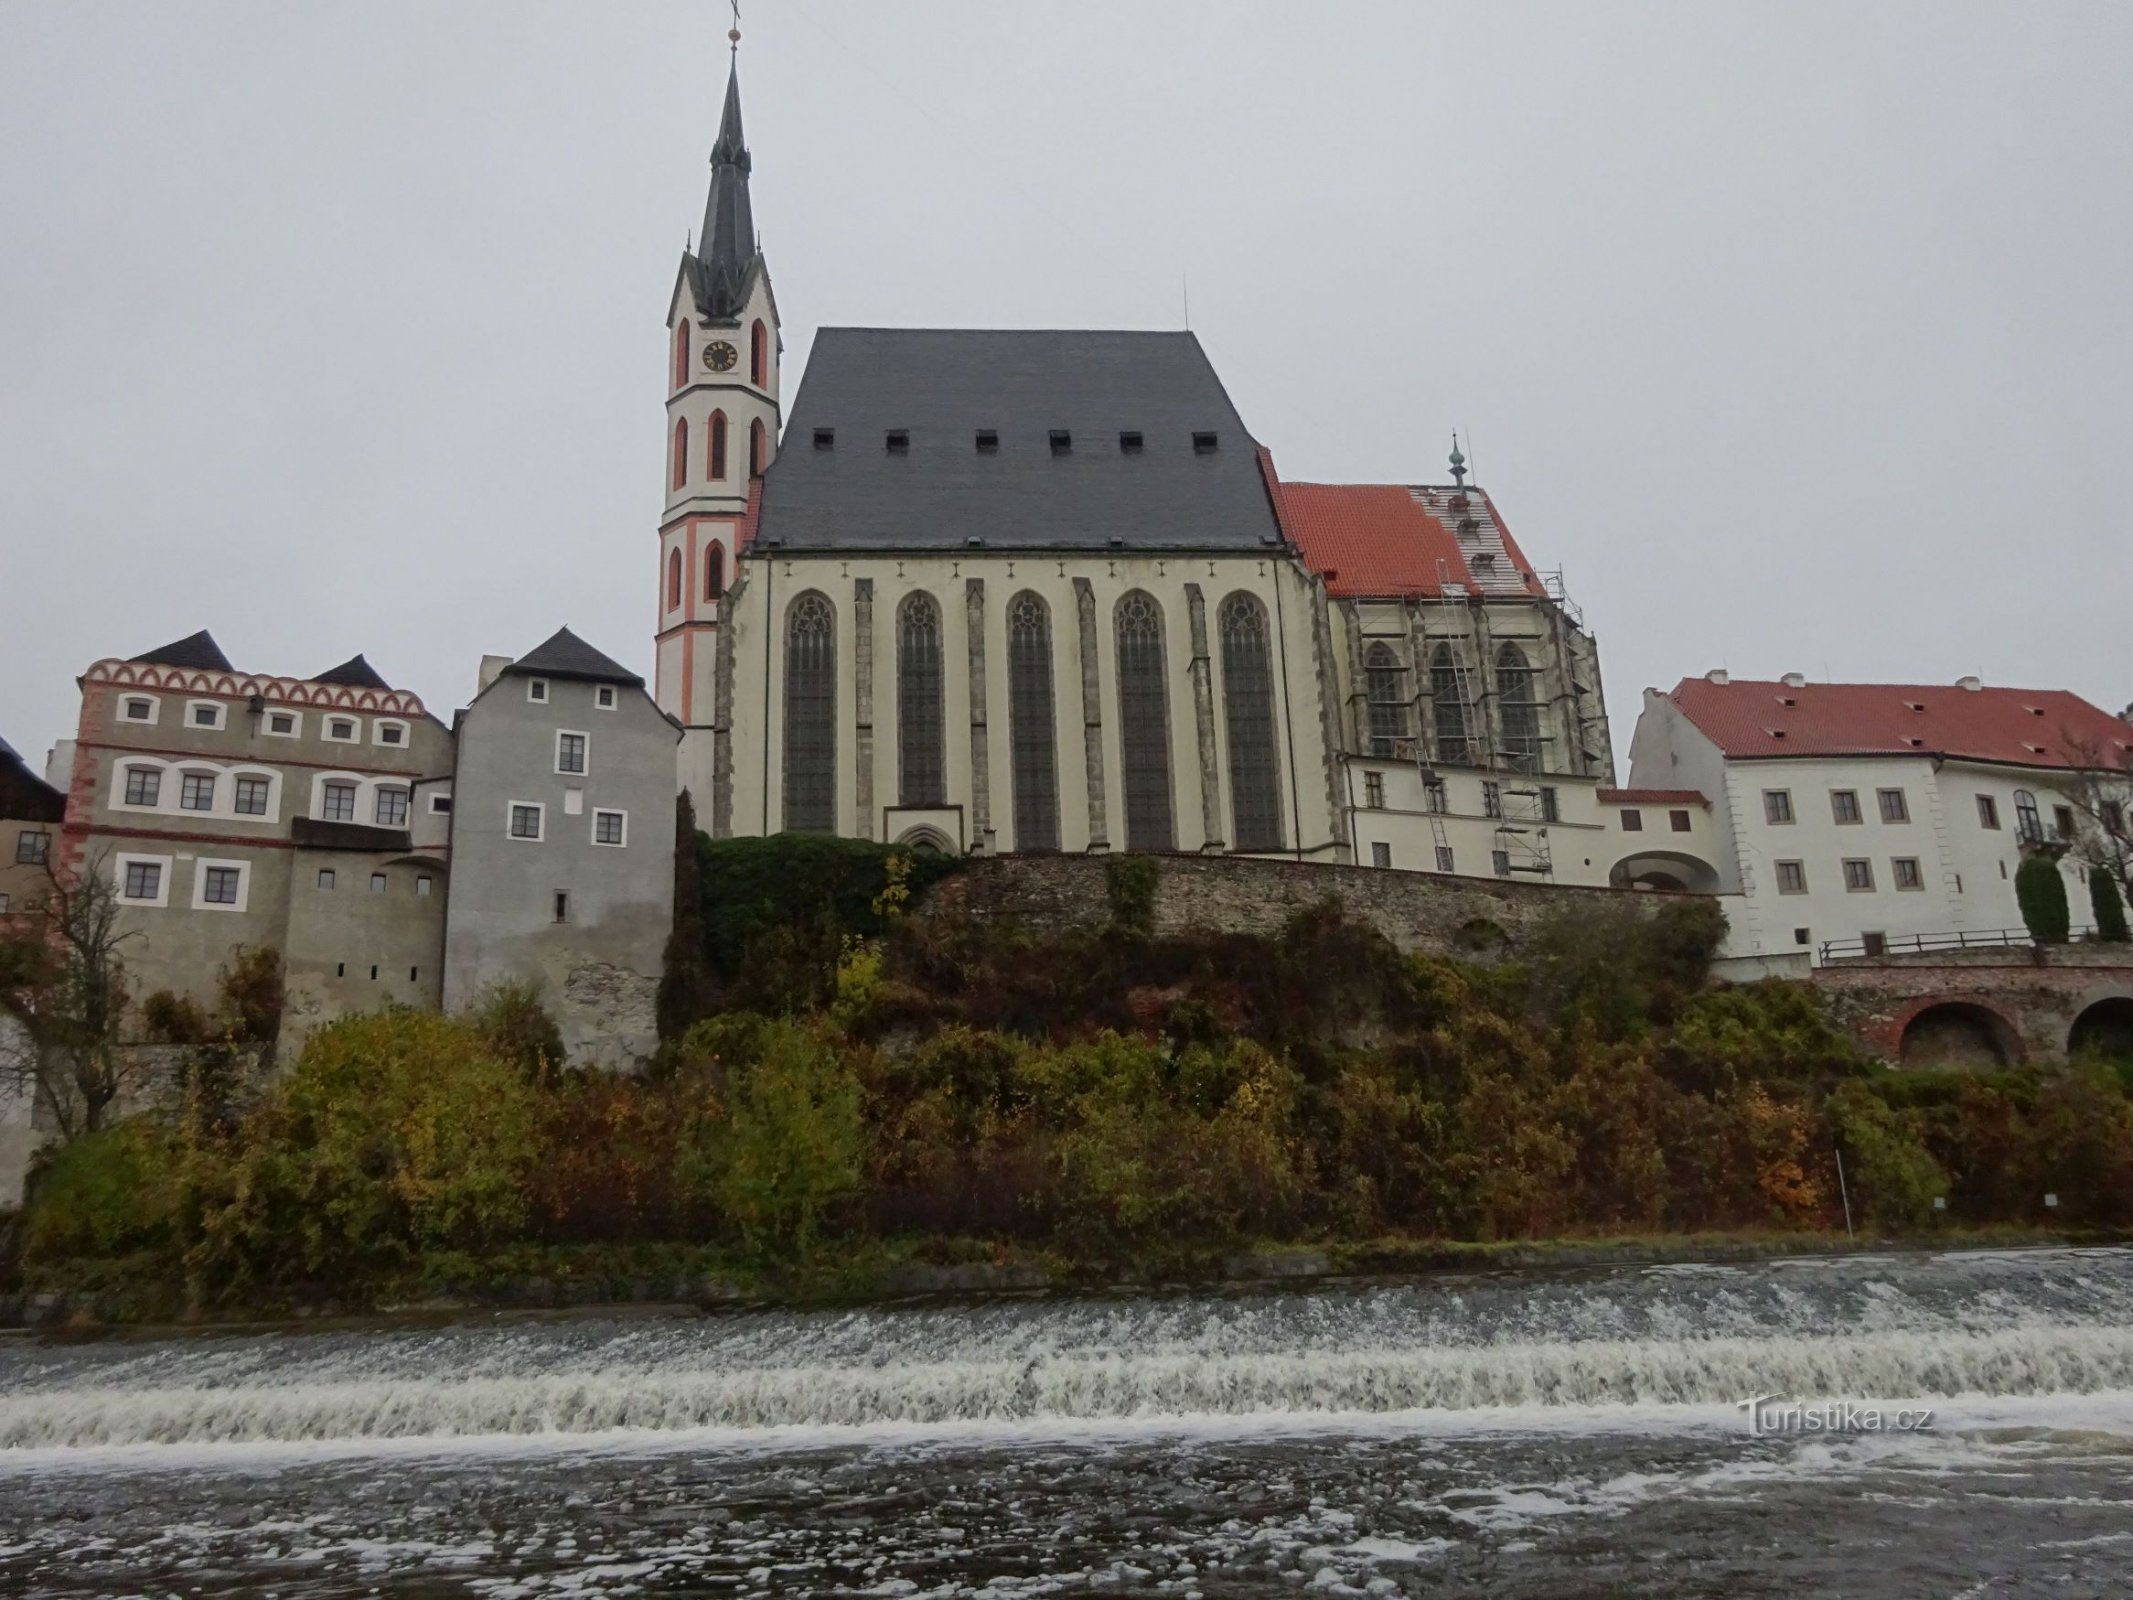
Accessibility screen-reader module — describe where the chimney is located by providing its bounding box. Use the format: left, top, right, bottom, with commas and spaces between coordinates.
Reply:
477, 654, 512, 693
1705, 669, 1730, 686
1957, 675, 1983, 692
1781, 671, 1807, 688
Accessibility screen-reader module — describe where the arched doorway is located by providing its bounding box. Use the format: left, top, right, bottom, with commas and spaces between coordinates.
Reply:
1899, 1002, 2019, 1069
2069, 997, 2133, 1061
894, 824, 957, 856
1608, 851, 1722, 895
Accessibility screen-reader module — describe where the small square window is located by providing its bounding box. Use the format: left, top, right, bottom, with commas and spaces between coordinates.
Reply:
377, 723, 404, 746
179, 772, 216, 811
317, 869, 336, 890
1049, 430, 1071, 455
266, 711, 298, 736
596, 686, 616, 710
553, 891, 570, 924
1977, 794, 2000, 829
813, 428, 835, 450
123, 861, 162, 900
1192, 431, 1218, 454
322, 782, 356, 822
1363, 772, 1385, 809
1119, 430, 1144, 453
1370, 841, 1392, 868
1843, 857, 1875, 892
1776, 860, 1807, 894
1877, 788, 1910, 824
1831, 790, 1863, 825
510, 803, 543, 840
557, 732, 588, 775
201, 865, 241, 906
122, 697, 154, 721
1620, 809, 1645, 832
1794, 927, 1811, 946
527, 680, 549, 704
1435, 845, 1454, 873
328, 718, 357, 741
1764, 789, 1795, 825
1491, 849, 1511, 877
594, 809, 627, 846
369, 872, 387, 893
429, 793, 453, 814
885, 429, 909, 453
191, 703, 220, 728
975, 429, 998, 453
233, 776, 271, 816
1893, 857, 1924, 890
16, 830, 52, 866
375, 789, 409, 827
1669, 809, 1692, 832
416, 875, 432, 897
123, 767, 161, 807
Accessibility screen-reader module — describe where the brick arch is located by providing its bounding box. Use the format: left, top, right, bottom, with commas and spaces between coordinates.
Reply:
2069, 992, 2133, 1060
1897, 998, 2024, 1069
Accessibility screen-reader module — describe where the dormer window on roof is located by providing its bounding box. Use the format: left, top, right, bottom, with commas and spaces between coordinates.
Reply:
1192, 431, 1218, 454
1777, 696, 1797, 707
1119, 431, 1143, 454
975, 429, 998, 453
1049, 430, 1071, 455
812, 428, 834, 450
885, 430, 908, 454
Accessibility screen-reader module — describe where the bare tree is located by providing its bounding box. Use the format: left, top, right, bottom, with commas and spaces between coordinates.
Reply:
2056, 732, 2133, 911
0, 850, 146, 1140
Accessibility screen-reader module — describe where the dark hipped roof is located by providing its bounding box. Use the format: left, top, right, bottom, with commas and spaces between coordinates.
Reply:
505, 627, 644, 687
687, 60, 761, 320
754, 329, 1284, 553
0, 733, 65, 817
310, 654, 391, 690
129, 630, 233, 672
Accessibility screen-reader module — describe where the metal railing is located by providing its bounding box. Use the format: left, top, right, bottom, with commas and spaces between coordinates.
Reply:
1818, 925, 2098, 962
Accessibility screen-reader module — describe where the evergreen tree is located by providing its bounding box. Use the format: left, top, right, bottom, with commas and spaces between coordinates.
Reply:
2015, 853, 2071, 945
2091, 864, 2131, 943
656, 791, 717, 1038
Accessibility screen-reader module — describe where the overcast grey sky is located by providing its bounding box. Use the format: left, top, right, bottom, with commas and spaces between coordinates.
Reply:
2, 1, 2128, 771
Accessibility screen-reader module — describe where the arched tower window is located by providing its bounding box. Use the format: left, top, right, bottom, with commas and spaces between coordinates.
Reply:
783, 592, 836, 833
1432, 645, 1473, 766
749, 418, 767, 477
672, 322, 690, 390
667, 549, 682, 611
897, 591, 946, 807
671, 417, 689, 491
1115, 590, 1174, 851
750, 319, 767, 385
1365, 642, 1408, 758
709, 410, 728, 480
704, 542, 724, 602
1007, 591, 1059, 851
1496, 643, 1542, 771
1219, 593, 1284, 852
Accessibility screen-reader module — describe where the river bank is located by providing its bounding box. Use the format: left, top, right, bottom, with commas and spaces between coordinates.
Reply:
6, 1224, 2117, 1334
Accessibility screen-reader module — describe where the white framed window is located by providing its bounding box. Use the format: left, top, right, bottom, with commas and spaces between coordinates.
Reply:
324, 716, 361, 743
233, 775, 272, 816
179, 771, 217, 811
428, 792, 453, 814
119, 694, 159, 724
375, 788, 410, 827
509, 802, 545, 841
595, 685, 617, 710
186, 700, 227, 731
555, 731, 589, 775
321, 780, 357, 822
593, 808, 628, 847
264, 709, 301, 737
121, 765, 162, 808
114, 853, 171, 907
192, 859, 249, 912
373, 719, 409, 748
526, 679, 550, 704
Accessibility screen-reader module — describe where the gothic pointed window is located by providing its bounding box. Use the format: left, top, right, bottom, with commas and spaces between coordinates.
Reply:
1115, 590, 1174, 851
751, 319, 768, 386
673, 322, 690, 390
710, 410, 728, 480
667, 549, 682, 611
783, 592, 836, 833
704, 542, 724, 601
897, 592, 946, 806
671, 417, 688, 491
1365, 641, 1408, 758
1219, 593, 1284, 853
749, 418, 767, 478
1432, 644, 1473, 766
1497, 643, 1542, 771
1007, 591, 1059, 851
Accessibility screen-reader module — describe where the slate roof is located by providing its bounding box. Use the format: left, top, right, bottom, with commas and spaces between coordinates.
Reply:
1273, 481, 1543, 599
0, 733, 65, 818
310, 654, 391, 689
129, 629, 234, 672
505, 627, 644, 687
1668, 678, 2133, 772
753, 329, 1285, 553
1599, 788, 1710, 806
687, 61, 760, 320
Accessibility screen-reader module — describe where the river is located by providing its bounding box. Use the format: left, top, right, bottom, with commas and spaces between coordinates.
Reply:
4, 1246, 2132, 1596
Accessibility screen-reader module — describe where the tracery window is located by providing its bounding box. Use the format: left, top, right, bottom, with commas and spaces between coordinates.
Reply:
1007, 591, 1060, 851
1365, 641, 1408, 758
1497, 643, 1542, 770
1114, 591, 1174, 851
783, 592, 836, 833
897, 591, 945, 807
1219, 593, 1284, 852
1432, 645, 1474, 766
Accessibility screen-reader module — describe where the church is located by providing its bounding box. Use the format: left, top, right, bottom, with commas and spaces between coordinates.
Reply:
655, 53, 1629, 885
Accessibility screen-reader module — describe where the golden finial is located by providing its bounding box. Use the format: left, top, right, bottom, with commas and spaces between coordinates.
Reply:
728, 0, 741, 52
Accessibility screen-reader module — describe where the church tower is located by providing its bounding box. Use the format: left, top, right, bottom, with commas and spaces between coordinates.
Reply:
657, 34, 780, 805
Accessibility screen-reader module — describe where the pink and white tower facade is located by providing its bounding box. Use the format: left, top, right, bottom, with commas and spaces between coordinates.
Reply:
656, 44, 779, 805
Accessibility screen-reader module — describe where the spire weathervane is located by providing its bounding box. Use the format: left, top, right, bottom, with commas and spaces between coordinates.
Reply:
1449, 433, 1468, 488
729, 0, 740, 54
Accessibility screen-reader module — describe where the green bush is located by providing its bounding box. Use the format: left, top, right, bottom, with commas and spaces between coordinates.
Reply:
2090, 867, 2130, 944
2016, 854, 2071, 945
22, 1121, 176, 1262
1104, 854, 1158, 936
1830, 1080, 1948, 1229
473, 981, 567, 1084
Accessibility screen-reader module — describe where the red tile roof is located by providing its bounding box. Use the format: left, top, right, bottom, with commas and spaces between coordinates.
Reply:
1667, 677, 2133, 771
1266, 470, 1543, 599
1599, 788, 1709, 806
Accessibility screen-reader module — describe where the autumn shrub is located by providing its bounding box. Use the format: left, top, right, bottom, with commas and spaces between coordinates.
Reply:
1829, 1080, 1947, 1229
527, 1074, 692, 1243
21, 1119, 176, 1263
473, 981, 567, 1085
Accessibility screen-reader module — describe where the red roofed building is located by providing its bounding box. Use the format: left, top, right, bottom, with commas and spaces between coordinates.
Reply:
1627, 670, 2133, 964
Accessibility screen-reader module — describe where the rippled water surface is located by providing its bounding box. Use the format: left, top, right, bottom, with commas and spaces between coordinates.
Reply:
5, 1247, 2133, 1596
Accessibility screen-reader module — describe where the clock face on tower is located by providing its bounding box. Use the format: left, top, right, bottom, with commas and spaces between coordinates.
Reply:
703, 341, 738, 372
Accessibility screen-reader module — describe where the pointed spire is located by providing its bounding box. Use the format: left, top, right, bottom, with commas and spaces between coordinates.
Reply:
693, 54, 758, 319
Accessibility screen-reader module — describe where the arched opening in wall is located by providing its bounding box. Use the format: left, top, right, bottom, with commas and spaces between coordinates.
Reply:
1364, 641, 1407, 758
782, 591, 836, 833
667, 549, 682, 611
709, 410, 728, 480
1900, 1002, 2019, 1070
2069, 997, 2133, 1062
1431, 645, 1474, 766
751, 319, 767, 385
749, 418, 766, 478
1007, 591, 1060, 851
1218, 591, 1284, 852
673, 322, 690, 390
897, 591, 945, 807
895, 824, 956, 856
1608, 850, 1721, 895
671, 417, 689, 491
704, 543, 725, 601
1496, 642, 1542, 771
1114, 590, 1175, 851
